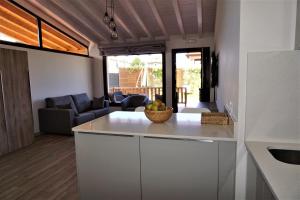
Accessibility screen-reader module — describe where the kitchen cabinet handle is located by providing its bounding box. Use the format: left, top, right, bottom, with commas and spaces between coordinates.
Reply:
143, 136, 214, 143
78, 132, 135, 137
0, 71, 8, 131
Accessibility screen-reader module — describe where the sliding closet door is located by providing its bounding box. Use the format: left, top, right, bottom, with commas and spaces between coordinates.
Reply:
0, 48, 34, 153
0, 51, 9, 156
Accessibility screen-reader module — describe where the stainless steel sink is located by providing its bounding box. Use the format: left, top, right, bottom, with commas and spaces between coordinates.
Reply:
268, 148, 300, 165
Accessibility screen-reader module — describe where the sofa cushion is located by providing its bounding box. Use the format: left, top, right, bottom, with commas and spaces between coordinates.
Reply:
45, 95, 78, 115
91, 107, 109, 118
74, 112, 95, 125
92, 96, 105, 109
56, 103, 72, 109
72, 93, 91, 113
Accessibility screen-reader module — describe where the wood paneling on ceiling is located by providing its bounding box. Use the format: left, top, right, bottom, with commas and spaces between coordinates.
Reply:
1, 0, 88, 54
19, 0, 217, 46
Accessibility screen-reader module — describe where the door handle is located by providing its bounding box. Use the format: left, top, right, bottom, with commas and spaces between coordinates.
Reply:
143, 136, 214, 143
0, 70, 8, 131
78, 132, 135, 137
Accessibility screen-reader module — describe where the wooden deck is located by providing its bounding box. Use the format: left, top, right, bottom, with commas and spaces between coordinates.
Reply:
0, 134, 79, 200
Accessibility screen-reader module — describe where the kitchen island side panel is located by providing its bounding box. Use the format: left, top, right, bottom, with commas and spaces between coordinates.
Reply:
75, 132, 141, 200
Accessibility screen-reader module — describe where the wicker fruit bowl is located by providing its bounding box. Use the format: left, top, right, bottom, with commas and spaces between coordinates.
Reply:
144, 107, 173, 123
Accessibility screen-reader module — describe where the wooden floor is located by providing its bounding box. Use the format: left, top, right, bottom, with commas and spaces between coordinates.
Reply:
0, 134, 79, 200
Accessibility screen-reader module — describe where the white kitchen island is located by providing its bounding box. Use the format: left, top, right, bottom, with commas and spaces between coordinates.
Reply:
73, 111, 236, 200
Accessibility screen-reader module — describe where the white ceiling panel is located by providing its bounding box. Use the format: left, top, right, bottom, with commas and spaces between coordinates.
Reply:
21, 0, 217, 46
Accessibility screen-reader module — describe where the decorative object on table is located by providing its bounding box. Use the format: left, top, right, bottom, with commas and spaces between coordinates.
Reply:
144, 100, 173, 123
103, 0, 118, 40
201, 112, 229, 125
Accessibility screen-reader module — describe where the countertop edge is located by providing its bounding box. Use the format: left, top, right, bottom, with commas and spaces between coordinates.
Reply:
245, 141, 300, 200
245, 142, 280, 200
73, 129, 237, 142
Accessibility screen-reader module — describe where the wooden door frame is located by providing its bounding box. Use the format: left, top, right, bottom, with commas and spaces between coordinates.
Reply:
103, 53, 167, 104
171, 47, 210, 112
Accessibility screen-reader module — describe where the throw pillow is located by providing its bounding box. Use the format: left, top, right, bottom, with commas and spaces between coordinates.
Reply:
92, 96, 105, 109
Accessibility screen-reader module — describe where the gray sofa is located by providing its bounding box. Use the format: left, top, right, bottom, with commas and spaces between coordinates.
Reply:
39, 93, 109, 135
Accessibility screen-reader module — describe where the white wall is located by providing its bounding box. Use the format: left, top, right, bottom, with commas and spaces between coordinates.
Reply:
296, 0, 300, 49
165, 34, 215, 106
214, 0, 298, 199
89, 43, 104, 98
214, 0, 240, 121
236, 0, 298, 199
0, 44, 94, 133
246, 51, 300, 143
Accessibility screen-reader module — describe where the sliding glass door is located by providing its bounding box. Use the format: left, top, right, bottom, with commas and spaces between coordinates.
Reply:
104, 53, 165, 102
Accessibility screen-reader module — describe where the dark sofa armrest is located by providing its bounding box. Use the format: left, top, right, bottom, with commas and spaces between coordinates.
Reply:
38, 108, 75, 134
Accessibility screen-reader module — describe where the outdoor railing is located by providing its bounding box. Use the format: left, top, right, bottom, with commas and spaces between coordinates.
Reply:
111, 86, 187, 105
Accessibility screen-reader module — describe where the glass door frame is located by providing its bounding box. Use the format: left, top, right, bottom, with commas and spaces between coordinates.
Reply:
171, 47, 211, 113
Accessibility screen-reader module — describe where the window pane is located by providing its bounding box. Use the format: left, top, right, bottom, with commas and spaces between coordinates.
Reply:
41, 22, 88, 55
107, 54, 163, 101
0, 0, 39, 46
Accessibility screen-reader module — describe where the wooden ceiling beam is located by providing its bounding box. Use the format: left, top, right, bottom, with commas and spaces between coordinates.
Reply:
29, 0, 102, 44
0, 25, 38, 45
172, 0, 185, 36
91, 0, 138, 40
42, 25, 84, 50
0, 0, 36, 23
113, 14, 138, 40
73, 0, 125, 42
119, 0, 153, 38
0, 9, 37, 33
51, 0, 109, 42
28, 0, 91, 45
196, 0, 203, 37
146, 0, 168, 38
0, 9, 80, 51
0, 15, 73, 51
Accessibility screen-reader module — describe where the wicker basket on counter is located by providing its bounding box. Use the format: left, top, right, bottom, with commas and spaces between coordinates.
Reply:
144, 107, 173, 123
201, 112, 229, 125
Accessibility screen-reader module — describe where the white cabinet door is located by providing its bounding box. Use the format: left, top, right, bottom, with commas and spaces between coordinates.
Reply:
140, 137, 218, 200
75, 133, 141, 200
218, 141, 236, 200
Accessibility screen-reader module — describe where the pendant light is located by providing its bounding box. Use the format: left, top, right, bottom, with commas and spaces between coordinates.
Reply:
109, 0, 116, 29
103, 0, 110, 24
103, 0, 118, 40
111, 27, 118, 40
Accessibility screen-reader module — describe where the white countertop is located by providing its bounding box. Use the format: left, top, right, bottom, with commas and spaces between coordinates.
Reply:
246, 141, 300, 200
73, 111, 235, 141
